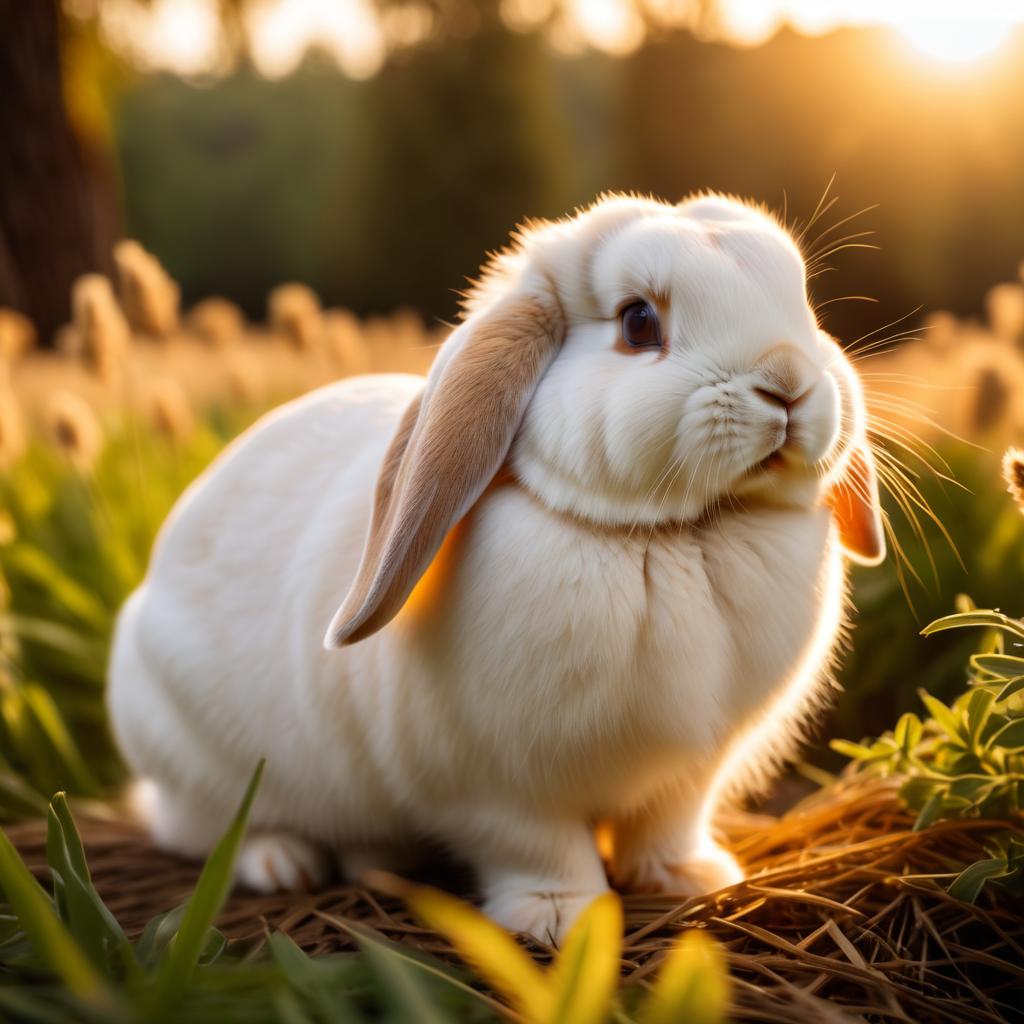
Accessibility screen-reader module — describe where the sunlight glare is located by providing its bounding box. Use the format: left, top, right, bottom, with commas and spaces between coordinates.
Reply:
722, 0, 1019, 64
899, 19, 1011, 63
568, 0, 644, 56
247, 0, 384, 79
100, 0, 221, 75
720, 0, 783, 46
96, 0, 1024, 77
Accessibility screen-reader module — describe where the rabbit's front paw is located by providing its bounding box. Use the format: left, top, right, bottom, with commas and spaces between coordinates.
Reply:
483, 883, 609, 946
236, 833, 330, 893
614, 841, 742, 897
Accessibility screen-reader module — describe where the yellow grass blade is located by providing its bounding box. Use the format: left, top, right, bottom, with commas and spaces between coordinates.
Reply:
546, 891, 622, 1024
400, 882, 553, 1021
640, 930, 729, 1024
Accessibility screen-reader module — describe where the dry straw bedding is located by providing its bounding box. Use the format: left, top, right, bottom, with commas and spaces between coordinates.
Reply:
7, 775, 1023, 1023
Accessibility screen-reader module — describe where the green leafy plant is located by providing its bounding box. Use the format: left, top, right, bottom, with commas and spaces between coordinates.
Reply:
835, 443, 1024, 744
832, 607, 1024, 902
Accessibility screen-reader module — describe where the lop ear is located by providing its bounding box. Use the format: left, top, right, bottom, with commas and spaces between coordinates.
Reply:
325, 283, 564, 647
827, 444, 886, 566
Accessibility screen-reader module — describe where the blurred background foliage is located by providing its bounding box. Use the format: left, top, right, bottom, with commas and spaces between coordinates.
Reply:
105, 20, 1024, 338
2, 0, 1023, 341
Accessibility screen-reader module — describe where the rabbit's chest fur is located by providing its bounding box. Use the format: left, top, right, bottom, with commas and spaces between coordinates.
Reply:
378, 482, 842, 820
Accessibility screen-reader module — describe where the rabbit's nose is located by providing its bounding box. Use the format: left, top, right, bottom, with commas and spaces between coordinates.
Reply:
753, 382, 803, 409
753, 345, 816, 407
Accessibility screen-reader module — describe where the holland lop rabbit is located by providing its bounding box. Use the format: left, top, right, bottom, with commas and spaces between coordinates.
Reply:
108, 193, 884, 944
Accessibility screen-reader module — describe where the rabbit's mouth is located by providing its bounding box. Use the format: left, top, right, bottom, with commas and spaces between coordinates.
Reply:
746, 450, 785, 476
760, 450, 786, 472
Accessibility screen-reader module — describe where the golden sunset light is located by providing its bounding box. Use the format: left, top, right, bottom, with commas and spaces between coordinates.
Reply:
87, 0, 1024, 75
898, 17, 1013, 63
4, 1, 1024, 1020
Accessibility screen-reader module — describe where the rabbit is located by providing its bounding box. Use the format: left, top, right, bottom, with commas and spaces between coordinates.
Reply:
107, 193, 885, 945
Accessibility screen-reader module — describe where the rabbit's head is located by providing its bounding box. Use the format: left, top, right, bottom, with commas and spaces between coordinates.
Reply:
327, 193, 883, 646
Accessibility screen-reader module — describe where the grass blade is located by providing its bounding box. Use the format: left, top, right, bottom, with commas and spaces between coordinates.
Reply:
1, 544, 110, 633
0, 824, 112, 1005
922, 611, 1024, 641
46, 794, 137, 980
0, 767, 49, 819
640, 930, 729, 1024
23, 685, 101, 794
153, 758, 264, 1004
357, 931, 449, 1024
948, 858, 1011, 904
268, 933, 367, 1023
548, 892, 622, 1024
384, 876, 552, 1020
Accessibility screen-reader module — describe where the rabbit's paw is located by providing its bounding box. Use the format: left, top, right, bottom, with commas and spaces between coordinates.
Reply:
236, 833, 330, 893
483, 883, 608, 946
614, 841, 742, 897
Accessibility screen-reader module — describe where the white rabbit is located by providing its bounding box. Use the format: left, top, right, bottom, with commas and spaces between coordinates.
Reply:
108, 193, 884, 944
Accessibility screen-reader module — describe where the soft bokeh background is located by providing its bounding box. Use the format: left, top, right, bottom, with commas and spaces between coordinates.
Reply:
3, 0, 1024, 813
5, 1, 1024, 340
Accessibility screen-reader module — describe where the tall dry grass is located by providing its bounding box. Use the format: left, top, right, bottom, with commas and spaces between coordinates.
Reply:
0, 240, 443, 454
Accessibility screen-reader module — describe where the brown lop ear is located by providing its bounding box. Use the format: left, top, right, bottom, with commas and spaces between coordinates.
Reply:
826, 444, 886, 566
325, 285, 564, 647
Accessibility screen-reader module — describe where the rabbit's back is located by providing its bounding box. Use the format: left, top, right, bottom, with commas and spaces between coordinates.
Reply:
107, 374, 427, 833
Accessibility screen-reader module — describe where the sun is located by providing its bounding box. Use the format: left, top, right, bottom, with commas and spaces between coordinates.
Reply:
898, 18, 1013, 63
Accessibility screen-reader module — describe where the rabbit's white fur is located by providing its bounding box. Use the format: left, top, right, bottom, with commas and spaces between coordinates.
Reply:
108, 193, 883, 944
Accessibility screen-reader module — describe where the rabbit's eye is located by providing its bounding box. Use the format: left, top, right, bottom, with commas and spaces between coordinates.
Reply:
620, 300, 662, 350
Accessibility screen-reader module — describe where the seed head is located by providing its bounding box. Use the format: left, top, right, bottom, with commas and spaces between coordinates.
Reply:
0, 308, 36, 362
986, 283, 1024, 342
114, 240, 180, 337
268, 283, 323, 351
187, 297, 246, 348
43, 390, 103, 469
70, 274, 131, 383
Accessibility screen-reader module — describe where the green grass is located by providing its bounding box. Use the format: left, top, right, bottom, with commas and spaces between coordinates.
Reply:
0, 413, 249, 820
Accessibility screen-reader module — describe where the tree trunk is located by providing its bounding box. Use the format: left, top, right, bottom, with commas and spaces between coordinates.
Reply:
0, 0, 119, 346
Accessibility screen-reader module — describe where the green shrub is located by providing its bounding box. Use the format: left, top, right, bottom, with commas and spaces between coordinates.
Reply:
833, 443, 1024, 747
833, 607, 1024, 902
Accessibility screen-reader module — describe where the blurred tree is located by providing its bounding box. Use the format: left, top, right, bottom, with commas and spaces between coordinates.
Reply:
6, 1, 1024, 341
0, 0, 120, 344
327, 0, 580, 318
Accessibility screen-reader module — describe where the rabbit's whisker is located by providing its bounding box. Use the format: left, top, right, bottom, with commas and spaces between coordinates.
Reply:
806, 234, 878, 274
848, 325, 925, 358
793, 173, 839, 249
814, 293, 880, 312
860, 373, 962, 392
844, 307, 923, 352
864, 414, 961, 484
865, 393, 986, 451
803, 203, 879, 258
